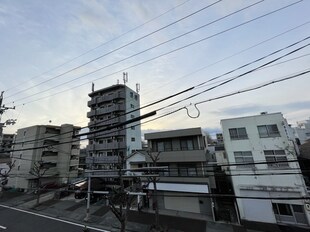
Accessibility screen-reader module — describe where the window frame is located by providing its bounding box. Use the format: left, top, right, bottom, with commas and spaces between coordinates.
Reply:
264, 150, 289, 168
229, 127, 248, 140
234, 151, 254, 169
258, 124, 280, 138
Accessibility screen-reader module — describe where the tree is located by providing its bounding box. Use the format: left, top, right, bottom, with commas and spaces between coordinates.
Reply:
145, 150, 161, 231
107, 152, 139, 232
29, 160, 49, 206
0, 160, 15, 196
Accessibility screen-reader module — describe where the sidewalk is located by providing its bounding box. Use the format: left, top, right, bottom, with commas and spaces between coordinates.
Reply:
0, 192, 255, 232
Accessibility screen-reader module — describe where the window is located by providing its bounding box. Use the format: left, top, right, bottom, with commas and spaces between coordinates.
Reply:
180, 139, 194, 150
134, 95, 138, 100
131, 115, 135, 119
130, 104, 135, 109
229, 127, 248, 140
131, 137, 135, 142
164, 140, 172, 151
272, 203, 307, 225
130, 92, 133, 98
258, 124, 280, 138
157, 141, 164, 152
234, 151, 254, 168
264, 150, 288, 168
131, 126, 135, 130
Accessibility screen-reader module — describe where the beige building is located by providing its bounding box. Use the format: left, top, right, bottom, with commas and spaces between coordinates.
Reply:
142, 127, 213, 218
8, 124, 80, 190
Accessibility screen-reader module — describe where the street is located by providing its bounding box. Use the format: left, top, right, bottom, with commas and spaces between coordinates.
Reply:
0, 204, 109, 232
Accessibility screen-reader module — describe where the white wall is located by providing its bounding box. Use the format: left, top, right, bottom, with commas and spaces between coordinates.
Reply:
221, 113, 309, 225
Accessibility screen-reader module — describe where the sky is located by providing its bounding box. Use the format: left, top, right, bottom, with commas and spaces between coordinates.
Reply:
0, 0, 310, 140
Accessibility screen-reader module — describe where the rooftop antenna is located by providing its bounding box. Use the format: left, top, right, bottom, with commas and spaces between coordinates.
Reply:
136, 83, 140, 93
91, 82, 95, 92
117, 79, 119, 84
123, 72, 128, 85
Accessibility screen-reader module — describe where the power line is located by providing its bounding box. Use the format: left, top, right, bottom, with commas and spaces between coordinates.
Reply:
3, 67, 309, 154
142, 20, 310, 97
8, 0, 301, 107
3, 0, 191, 93
4, 0, 223, 100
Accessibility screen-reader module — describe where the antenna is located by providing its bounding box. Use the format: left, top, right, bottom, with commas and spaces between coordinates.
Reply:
117, 79, 119, 85
136, 83, 140, 93
91, 82, 95, 92
123, 72, 128, 85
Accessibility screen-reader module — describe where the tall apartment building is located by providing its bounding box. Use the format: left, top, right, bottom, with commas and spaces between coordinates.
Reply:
221, 112, 310, 229
143, 128, 213, 218
8, 124, 80, 190
86, 84, 141, 167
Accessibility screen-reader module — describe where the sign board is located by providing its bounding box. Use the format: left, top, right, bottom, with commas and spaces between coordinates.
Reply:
86, 156, 119, 164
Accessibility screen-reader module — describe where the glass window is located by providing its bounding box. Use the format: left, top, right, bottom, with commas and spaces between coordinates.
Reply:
292, 205, 304, 213
234, 151, 254, 168
157, 142, 164, 152
258, 124, 280, 138
264, 150, 289, 168
272, 203, 279, 214
229, 127, 248, 140
164, 140, 172, 151
278, 203, 293, 216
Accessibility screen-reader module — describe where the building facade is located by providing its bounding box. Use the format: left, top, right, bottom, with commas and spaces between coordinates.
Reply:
294, 118, 310, 145
143, 128, 213, 218
86, 84, 141, 168
221, 112, 310, 228
0, 133, 14, 159
8, 124, 80, 190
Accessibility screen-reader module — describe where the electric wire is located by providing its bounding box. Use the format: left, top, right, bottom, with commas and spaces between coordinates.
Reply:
7, 0, 301, 107
4, 0, 191, 93
4, 0, 223, 100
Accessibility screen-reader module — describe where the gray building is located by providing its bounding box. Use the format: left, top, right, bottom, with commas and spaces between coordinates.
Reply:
143, 127, 213, 218
0, 133, 14, 160
86, 84, 141, 168
8, 124, 80, 190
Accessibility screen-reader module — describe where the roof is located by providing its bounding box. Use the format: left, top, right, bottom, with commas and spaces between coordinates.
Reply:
88, 84, 138, 97
145, 127, 204, 140
127, 150, 148, 159
221, 112, 283, 122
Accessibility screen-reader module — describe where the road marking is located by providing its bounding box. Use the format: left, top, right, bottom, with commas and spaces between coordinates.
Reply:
0, 204, 108, 232
0, 225, 6, 230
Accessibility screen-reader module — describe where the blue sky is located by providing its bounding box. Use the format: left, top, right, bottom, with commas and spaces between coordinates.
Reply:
0, 0, 309, 138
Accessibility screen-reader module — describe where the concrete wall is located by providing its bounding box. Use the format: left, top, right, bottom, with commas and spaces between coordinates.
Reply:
221, 113, 310, 225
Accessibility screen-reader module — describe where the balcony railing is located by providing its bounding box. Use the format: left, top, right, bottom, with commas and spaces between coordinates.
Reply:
87, 92, 126, 107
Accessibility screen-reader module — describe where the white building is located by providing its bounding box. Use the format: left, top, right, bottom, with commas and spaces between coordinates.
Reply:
294, 118, 310, 145
8, 124, 80, 190
221, 112, 310, 228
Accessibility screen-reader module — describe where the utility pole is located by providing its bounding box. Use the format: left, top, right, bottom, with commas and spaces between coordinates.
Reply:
0, 91, 16, 192
0, 91, 16, 144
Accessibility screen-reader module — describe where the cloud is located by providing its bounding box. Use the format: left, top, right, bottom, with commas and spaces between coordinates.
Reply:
213, 101, 310, 117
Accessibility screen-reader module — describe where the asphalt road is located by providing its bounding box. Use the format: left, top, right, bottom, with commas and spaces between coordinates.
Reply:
0, 204, 109, 232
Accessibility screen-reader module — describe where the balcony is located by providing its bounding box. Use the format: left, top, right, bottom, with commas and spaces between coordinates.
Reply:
69, 159, 79, 166
88, 116, 125, 127
86, 141, 126, 151
87, 92, 126, 107
87, 104, 125, 118
146, 150, 207, 163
